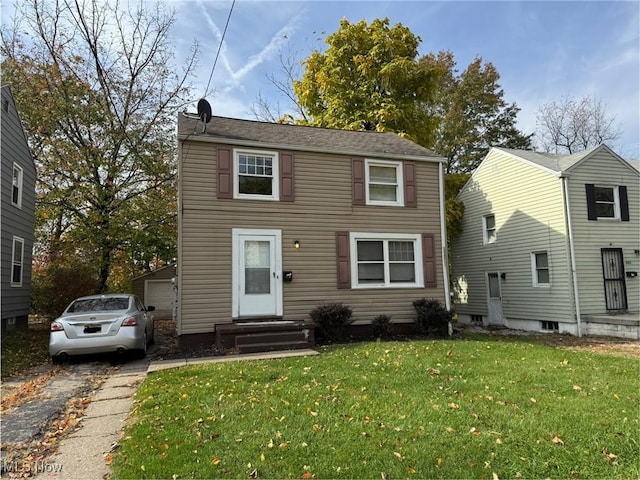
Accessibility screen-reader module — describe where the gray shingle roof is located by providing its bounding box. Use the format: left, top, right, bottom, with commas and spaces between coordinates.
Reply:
494, 144, 638, 174
178, 114, 444, 162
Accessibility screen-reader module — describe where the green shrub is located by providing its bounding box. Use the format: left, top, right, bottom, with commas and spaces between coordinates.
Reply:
371, 314, 394, 340
413, 298, 451, 337
309, 302, 353, 342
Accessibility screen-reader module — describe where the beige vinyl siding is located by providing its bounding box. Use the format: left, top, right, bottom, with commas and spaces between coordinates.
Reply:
179, 141, 445, 335
566, 152, 640, 314
452, 150, 574, 322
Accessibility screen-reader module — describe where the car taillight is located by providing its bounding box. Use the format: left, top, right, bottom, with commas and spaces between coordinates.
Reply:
122, 317, 138, 326
50, 321, 64, 332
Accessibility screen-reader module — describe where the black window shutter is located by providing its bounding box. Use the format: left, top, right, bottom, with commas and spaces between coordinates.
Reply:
585, 184, 597, 221
619, 185, 629, 221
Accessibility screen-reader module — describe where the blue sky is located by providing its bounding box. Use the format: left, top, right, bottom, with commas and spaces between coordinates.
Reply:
1, 0, 638, 157
170, 0, 640, 158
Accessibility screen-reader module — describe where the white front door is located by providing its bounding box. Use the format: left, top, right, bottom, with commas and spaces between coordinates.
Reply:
487, 272, 504, 326
232, 229, 282, 318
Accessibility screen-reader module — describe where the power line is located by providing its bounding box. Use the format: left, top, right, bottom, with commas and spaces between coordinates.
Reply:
205, 0, 236, 97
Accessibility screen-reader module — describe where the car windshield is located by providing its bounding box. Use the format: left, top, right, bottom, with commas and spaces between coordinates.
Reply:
67, 297, 130, 312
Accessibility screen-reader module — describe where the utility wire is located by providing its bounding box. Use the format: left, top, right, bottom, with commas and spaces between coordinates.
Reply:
205, 0, 236, 97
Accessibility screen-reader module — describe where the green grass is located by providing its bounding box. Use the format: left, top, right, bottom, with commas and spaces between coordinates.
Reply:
1, 322, 51, 380
113, 337, 639, 479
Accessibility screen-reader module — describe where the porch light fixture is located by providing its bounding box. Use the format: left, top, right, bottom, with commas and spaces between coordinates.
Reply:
294, 240, 300, 249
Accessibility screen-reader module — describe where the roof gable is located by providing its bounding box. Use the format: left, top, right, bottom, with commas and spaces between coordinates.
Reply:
178, 114, 444, 162
493, 144, 638, 177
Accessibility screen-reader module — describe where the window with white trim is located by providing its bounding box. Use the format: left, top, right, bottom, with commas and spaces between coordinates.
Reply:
12, 163, 23, 208
531, 251, 550, 287
11, 236, 24, 287
233, 149, 279, 200
483, 214, 496, 244
350, 233, 423, 288
365, 159, 404, 206
594, 185, 620, 219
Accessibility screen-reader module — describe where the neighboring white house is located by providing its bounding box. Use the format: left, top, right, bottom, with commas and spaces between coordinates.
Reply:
451, 144, 639, 339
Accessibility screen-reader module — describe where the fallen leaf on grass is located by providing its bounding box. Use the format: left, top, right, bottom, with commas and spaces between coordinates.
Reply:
551, 435, 564, 445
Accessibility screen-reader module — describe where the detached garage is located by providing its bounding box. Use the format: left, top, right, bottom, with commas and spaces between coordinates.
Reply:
132, 264, 177, 319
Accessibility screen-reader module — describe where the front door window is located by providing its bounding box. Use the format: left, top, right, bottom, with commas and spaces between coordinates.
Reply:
245, 241, 271, 294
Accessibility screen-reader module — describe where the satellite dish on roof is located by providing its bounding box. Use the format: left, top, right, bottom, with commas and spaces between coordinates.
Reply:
197, 98, 212, 124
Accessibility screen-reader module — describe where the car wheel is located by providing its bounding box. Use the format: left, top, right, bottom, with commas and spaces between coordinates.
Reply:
149, 323, 155, 345
136, 332, 148, 359
51, 355, 65, 364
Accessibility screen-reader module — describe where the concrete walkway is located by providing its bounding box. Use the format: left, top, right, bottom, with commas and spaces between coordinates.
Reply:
34, 349, 318, 479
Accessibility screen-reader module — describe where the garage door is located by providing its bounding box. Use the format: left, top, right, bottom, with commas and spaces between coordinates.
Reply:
145, 280, 175, 319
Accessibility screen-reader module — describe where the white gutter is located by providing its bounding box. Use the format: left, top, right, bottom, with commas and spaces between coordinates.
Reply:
439, 163, 451, 311
562, 175, 582, 336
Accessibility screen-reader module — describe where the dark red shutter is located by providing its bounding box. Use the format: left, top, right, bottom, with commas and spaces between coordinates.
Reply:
423, 233, 437, 288
404, 161, 417, 207
585, 184, 597, 221
280, 151, 295, 202
336, 232, 351, 289
217, 145, 233, 199
619, 185, 629, 221
352, 158, 365, 205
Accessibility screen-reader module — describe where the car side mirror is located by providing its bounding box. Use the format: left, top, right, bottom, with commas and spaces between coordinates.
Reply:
146, 306, 156, 312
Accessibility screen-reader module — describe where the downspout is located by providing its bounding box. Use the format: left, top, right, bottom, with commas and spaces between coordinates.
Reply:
176, 138, 184, 336
439, 162, 451, 311
562, 174, 582, 336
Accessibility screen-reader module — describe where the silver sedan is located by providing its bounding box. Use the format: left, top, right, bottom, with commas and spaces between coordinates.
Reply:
49, 294, 155, 362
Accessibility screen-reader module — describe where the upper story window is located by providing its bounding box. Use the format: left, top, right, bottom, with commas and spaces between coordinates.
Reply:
483, 214, 496, 244
350, 232, 423, 288
234, 149, 279, 200
12, 163, 23, 208
11, 236, 24, 287
586, 184, 629, 222
594, 186, 620, 219
531, 251, 550, 287
365, 159, 404, 206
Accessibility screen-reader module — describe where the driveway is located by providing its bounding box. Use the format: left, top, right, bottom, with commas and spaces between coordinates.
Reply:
0, 320, 176, 477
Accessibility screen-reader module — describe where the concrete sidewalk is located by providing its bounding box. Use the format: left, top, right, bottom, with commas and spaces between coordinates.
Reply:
34, 349, 319, 479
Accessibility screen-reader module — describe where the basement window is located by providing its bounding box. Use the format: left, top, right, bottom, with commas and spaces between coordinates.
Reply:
541, 321, 559, 332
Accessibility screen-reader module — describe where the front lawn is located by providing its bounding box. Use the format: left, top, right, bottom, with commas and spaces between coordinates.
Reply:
113, 337, 639, 479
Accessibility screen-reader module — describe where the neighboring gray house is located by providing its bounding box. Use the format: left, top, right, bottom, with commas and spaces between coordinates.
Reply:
451, 144, 639, 339
1, 85, 36, 331
177, 114, 450, 351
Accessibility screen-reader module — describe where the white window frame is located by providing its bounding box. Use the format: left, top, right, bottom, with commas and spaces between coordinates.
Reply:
233, 148, 279, 201
365, 159, 404, 207
594, 185, 620, 220
11, 236, 24, 287
482, 214, 496, 245
531, 251, 550, 287
12, 163, 23, 208
349, 232, 423, 289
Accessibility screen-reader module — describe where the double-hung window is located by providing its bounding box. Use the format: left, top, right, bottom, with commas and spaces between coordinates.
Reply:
483, 214, 496, 244
350, 233, 423, 288
234, 150, 279, 200
586, 184, 629, 221
594, 185, 620, 219
531, 251, 550, 287
365, 159, 404, 206
12, 163, 23, 208
11, 237, 24, 287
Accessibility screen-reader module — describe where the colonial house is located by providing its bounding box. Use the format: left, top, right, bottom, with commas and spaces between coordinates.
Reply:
176, 114, 449, 351
451, 145, 639, 339
1, 85, 36, 331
